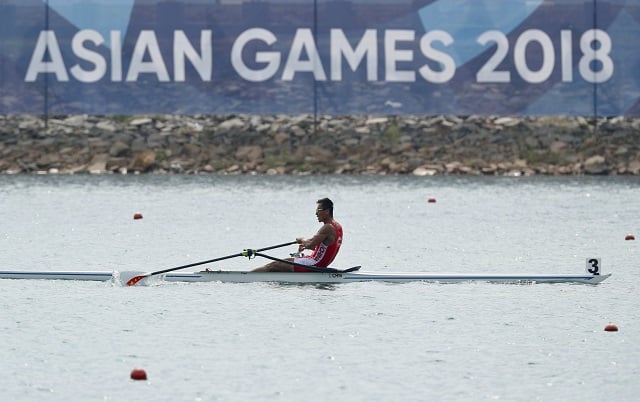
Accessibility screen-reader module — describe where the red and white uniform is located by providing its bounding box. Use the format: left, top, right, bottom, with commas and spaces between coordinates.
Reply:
293, 221, 343, 272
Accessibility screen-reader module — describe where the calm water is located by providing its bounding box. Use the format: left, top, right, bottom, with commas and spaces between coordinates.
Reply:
0, 175, 638, 401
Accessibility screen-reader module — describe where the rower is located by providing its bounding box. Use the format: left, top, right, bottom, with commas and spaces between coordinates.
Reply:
252, 198, 343, 272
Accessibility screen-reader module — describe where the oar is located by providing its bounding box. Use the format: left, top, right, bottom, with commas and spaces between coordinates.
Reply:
254, 252, 361, 273
126, 241, 297, 286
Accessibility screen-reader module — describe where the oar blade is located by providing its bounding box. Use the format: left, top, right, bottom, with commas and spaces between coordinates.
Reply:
126, 274, 147, 286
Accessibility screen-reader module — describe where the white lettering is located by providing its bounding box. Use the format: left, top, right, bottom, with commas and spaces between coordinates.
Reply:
282, 28, 326, 81
126, 30, 170, 82
514, 29, 554, 84
561, 30, 572, 82
385, 30, 414, 82
419, 30, 455, 83
174, 30, 212, 81
476, 30, 510, 83
231, 28, 280, 82
111, 31, 122, 82
330, 29, 377, 81
70, 30, 106, 83
23, 27, 615, 87
579, 29, 613, 84
25, 31, 69, 82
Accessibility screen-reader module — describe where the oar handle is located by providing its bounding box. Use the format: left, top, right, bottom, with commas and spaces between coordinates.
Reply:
257, 241, 299, 252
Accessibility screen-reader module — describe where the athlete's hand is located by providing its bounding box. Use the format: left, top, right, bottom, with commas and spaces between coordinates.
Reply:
296, 237, 309, 251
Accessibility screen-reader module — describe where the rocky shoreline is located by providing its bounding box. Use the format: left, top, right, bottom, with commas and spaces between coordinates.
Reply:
1, 114, 639, 175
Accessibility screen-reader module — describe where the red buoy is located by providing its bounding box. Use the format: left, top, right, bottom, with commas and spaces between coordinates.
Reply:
625, 234, 635, 241
428, 197, 437, 203
604, 323, 619, 332
133, 213, 143, 220
130, 368, 148, 380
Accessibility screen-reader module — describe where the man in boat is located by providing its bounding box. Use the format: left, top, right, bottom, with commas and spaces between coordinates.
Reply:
252, 198, 343, 272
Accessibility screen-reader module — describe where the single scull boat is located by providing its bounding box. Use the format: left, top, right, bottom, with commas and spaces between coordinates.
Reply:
0, 269, 611, 285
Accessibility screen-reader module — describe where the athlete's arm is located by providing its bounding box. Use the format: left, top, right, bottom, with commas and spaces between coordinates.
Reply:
297, 224, 336, 250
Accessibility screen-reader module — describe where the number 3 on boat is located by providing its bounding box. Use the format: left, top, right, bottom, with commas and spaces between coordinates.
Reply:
586, 258, 601, 275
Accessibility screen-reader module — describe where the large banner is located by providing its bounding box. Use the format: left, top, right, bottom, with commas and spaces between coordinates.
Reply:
0, 0, 638, 115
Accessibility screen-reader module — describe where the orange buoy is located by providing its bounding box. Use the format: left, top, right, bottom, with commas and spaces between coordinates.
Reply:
428, 197, 437, 203
130, 368, 148, 380
133, 213, 143, 220
604, 323, 619, 332
625, 234, 635, 241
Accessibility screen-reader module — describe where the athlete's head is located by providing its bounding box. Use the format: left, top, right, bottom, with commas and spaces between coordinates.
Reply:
316, 198, 334, 216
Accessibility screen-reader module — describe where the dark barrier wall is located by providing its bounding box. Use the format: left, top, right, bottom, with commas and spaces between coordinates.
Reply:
1, 0, 638, 116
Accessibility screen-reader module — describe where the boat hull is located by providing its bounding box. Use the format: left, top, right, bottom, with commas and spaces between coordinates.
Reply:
161, 271, 611, 284
0, 270, 611, 285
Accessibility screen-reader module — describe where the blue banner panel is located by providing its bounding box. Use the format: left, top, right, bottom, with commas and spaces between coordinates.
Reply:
0, 0, 638, 116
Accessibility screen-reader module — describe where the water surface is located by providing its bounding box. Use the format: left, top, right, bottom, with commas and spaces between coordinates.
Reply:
0, 175, 638, 401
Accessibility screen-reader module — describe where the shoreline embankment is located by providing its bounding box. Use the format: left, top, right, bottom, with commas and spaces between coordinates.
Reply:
1, 114, 639, 175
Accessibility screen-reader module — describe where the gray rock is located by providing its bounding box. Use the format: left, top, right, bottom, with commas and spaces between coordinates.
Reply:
109, 141, 130, 157
584, 155, 608, 175
130, 118, 153, 127
96, 121, 117, 132
88, 154, 109, 174
217, 118, 245, 132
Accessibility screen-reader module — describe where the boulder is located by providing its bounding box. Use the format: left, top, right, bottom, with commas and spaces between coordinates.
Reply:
130, 150, 156, 172
235, 145, 263, 163
584, 155, 607, 175
88, 154, 109, 174
109, 141, 130, 157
